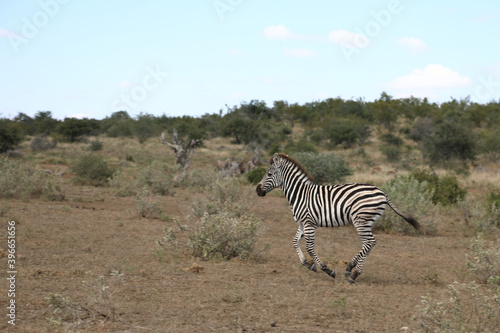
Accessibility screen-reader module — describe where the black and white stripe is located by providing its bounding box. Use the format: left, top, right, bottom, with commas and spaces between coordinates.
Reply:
256, 153, 419, 283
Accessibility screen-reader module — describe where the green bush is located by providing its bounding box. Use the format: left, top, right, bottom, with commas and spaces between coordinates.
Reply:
355, 123, 372, 145
0, 120, 23, 153
423, 121, 477, 166
309, 131, 326, 145
293, 152, 352, 184
106, 120, 134, 137
480, 130, 500, 162
70, 154, 114, 185
434, 175, 467, 205
488, 189, 500, 210
284, 139, 318, 154
56, 117, 96, 142
380, 145, 402, 162
246, 167, 267, 185
326, 121, 358, 148
488, 190, 500, 229
380, 133, 403, 146
376, 175, 436, 235
410, 169, 466, 206
88, 140, 103, 151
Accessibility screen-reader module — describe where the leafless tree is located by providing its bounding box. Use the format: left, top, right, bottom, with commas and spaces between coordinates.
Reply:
160, 129, 200, 182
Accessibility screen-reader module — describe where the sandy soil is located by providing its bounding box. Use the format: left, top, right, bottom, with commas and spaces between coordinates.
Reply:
0, 177, 473, 332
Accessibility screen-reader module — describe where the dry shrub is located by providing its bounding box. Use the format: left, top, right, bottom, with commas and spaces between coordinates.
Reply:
188, 177, 263, 260
417, 235, 500, 332
0, 157, 64, 201
466, 235, 500, 285
190, 176, 249, 219
109, 171, 136, 197
461, 196, 500, 232
188, 210, 261, 261
136, 190, 166, 220
182, 167, 218, 189
418, 282, 500, 333
135, 160, 176, 196
31, 134, 57, 151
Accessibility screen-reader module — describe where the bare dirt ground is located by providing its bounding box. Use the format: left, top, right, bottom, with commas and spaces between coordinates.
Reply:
1, 174, 475, 332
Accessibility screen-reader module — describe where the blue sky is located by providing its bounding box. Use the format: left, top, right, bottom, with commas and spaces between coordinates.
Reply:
1, 0, 499, 120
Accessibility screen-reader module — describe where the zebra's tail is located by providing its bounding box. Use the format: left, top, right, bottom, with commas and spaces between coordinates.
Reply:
385, 195, 421, 230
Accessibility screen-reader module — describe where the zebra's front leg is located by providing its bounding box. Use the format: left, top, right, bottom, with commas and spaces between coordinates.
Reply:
304, 225, 336, 279
293, 226, 316, 272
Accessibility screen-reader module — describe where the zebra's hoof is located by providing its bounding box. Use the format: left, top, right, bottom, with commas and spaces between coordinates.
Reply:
345, 270, 351, 278
323, 268, 336, 279
302, 261, 316, 272
347, 271, 359, 284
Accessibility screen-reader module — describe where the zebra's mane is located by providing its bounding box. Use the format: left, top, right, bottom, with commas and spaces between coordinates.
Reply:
271, 153, 315, 183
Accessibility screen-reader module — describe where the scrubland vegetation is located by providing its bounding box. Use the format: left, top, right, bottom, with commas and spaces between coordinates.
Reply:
2, 93, 500, 331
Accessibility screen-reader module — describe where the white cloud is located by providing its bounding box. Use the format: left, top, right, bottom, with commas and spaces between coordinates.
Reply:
328, 30, 369, 47
387, 64, 471, 89
264, 25, 295, 39
283, 48, 317, 58
396, 37, 428, 53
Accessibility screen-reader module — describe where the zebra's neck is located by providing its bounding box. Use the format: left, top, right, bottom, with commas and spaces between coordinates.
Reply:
280, 162, 315, 207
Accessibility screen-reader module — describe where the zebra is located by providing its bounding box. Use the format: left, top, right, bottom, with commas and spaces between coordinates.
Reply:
256, 153, 420, 283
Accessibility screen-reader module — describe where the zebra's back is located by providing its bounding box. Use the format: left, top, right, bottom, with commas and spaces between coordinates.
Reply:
307, 183, 387, 228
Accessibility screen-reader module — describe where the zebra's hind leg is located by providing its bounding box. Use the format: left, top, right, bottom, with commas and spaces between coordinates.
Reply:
304, 224, 336, 279
345, 224, 376, 283
293, 225, 317, 272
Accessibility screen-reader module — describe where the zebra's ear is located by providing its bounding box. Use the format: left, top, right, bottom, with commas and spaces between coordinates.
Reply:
272, 153, 280, 164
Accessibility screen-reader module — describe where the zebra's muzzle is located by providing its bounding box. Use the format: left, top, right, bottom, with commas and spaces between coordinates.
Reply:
256, 184, 266, 197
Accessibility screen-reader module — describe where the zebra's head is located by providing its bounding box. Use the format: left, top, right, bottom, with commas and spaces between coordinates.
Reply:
256, 153, 284, 197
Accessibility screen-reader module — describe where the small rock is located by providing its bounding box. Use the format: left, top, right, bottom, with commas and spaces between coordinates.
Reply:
270, 321, 277, 327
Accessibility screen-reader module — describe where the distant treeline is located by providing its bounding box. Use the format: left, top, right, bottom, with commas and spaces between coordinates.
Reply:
2, 93, 500, 165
